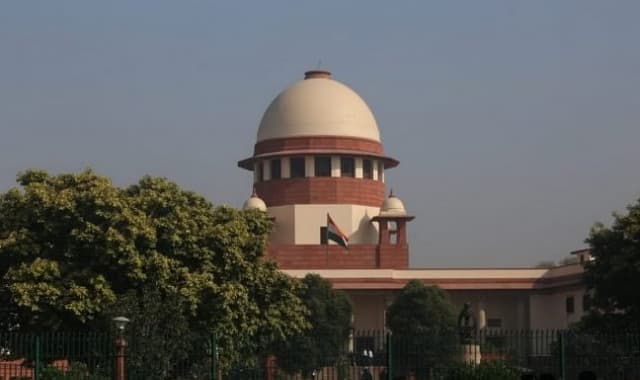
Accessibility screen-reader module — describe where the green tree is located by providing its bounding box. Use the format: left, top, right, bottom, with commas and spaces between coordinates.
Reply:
0, 169, 308, 366
386, 280, 458, 379
0, 170, 148, 330
273, 274, 352, 378
106, 284, 209, 379
386, 280, 457, 336
582, 197, 640, 330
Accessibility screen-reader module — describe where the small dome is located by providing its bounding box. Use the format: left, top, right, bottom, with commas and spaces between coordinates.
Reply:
243, 189, 267, 211
257, 70, 380, 142
379, 190, 407, 217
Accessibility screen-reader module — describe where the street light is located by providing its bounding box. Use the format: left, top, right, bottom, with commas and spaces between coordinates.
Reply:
112, 316, 130, 334
112, 316, 129, 380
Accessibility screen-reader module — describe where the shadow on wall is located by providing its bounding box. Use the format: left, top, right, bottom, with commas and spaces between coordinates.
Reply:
351, 210, 379, 244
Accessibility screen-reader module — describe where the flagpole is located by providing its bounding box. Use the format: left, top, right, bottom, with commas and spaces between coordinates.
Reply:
325, 240, 329, 268
325, 213, 329, 268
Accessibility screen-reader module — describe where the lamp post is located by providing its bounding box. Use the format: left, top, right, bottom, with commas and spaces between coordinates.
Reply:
113, 316, 130, 380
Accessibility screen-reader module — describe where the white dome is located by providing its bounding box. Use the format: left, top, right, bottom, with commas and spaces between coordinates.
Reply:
243, 189, 267, 212
379, 190, 407, 217
257, 71, 380, 142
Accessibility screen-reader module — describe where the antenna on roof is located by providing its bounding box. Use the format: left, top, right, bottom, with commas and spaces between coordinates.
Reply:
317, 59, 322, 69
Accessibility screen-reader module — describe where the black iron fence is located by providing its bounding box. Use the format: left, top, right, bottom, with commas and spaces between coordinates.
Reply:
0, 329, 639, 379
0, 332, 112, 380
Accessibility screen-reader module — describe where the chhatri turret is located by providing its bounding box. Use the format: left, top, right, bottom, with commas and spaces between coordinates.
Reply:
242, 188, 267, 212
238, 70, 412, 269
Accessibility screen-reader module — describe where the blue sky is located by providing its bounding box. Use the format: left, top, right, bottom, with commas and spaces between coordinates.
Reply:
1, 1, 639, 267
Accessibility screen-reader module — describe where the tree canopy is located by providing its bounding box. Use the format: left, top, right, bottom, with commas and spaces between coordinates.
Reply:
386, 280, 458, 377
273, 274, 352, 377
582, 197, 640, 330
386, 280, 457, 336
0, 169, 308, 364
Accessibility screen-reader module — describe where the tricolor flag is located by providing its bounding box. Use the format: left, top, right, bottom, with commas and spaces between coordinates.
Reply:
326, 214, 349, 250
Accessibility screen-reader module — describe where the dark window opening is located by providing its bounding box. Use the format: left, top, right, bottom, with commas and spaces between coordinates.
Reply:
320, 226, 328, 244
363, 159, 373, 179
378, 161, 384, 181
270, 159, 281, 180
256, 162, 264, 182
290, 157, 306, 178
566, 296, 575, 314
341, 157, 355, 177
315, 156, 332, 177
487, 318, 502, 328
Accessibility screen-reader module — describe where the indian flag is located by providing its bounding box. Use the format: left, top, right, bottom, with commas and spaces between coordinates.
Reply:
326, 214, 349, 249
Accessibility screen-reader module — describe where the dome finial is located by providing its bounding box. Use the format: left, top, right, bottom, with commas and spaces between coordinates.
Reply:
389, 188, 395, 198
304, 70, 331, 80
251, 187, 258, 197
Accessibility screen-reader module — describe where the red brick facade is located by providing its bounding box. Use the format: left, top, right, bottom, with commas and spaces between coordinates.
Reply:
238, 113, 410, 270
266, 243, 409, 269
255, 176, 385, 207
238, 135, 399, 170
254, 136, 384, 156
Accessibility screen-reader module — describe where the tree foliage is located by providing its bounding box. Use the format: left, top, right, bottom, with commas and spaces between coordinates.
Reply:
582, 197, 640, 330
386, 280, 458, 379
0, 169, 308, 365
107, 284, 207, 379
273, 274, 352, 377
386, 280, 457, 336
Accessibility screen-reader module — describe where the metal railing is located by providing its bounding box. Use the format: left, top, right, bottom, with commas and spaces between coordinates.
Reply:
0, 329, 639, 379
0, 332, 112, 380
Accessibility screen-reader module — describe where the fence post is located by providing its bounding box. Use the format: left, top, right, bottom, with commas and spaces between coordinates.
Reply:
115, 336, 127, 380
34, 335, 40, 380
386, 333, 392, 380
210, 333, 217, 380
559, 330, 566, 380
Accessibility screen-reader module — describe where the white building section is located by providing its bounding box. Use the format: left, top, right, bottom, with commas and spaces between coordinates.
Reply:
268, 204, 380, 244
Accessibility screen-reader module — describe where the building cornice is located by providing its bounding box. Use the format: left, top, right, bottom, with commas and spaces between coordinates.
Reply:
282, 266, 585, 291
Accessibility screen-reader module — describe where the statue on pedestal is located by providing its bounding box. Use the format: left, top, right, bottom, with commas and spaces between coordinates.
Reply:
458, 302, 481, 364
458, 302, 477, 344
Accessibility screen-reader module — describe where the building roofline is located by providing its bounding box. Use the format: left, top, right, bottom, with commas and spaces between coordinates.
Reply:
282, 266, 584, 291
238, 150, 399, 170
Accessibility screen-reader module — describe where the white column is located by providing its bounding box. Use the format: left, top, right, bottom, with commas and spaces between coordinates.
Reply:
305, 156, 314, 177
372, 160, 379, 181
331, 156, 340, 177
355, 158, 363, 178
379, 162, 385, 182
281, 157, 291, 178
478, 309, 487, 330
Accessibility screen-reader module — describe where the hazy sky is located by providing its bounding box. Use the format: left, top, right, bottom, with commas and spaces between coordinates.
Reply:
1, 1, 639, 268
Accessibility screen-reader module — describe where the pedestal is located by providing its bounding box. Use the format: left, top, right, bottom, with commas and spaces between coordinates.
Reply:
461, 344, 481, 365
